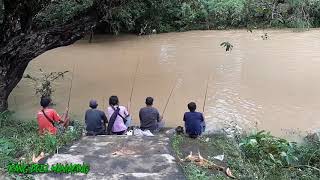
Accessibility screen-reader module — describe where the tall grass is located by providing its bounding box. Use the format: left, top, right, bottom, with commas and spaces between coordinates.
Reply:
0, 111, 83, 178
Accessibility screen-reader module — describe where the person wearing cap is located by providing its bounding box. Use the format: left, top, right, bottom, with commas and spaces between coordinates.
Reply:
85, 100, 108, 136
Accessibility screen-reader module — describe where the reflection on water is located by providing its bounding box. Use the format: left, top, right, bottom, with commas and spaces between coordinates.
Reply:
9, 30, 320, 136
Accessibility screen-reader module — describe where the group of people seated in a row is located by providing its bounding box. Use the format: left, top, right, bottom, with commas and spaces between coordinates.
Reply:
37, 96, 206, 138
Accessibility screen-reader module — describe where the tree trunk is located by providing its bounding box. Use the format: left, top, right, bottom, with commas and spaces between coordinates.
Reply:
0, 61, 29, 111
0, 16, 95, 112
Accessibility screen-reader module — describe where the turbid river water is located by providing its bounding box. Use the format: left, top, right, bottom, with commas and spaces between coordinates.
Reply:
9, 30, 320, 136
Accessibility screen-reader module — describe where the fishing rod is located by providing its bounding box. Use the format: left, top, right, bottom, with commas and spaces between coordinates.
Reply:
102, 97, 105, 110
128, 59, 140, 112
202, 74, 211, 113
162, 79, 176, 117
64, 64, 76, 127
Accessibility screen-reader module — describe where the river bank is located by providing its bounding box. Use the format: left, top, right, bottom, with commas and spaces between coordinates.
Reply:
1, 111, 320, 179
170, 131, 320, 179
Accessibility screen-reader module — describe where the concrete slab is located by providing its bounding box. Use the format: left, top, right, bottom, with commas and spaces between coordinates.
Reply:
35, 135, 185, 180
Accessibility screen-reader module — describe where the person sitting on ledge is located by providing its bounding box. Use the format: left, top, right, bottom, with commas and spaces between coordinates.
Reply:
37, 97, 68, 135
139, 97, 165, 133
106, 95, 131, 135
85, 100, 108, 136
183, 102, 206, 138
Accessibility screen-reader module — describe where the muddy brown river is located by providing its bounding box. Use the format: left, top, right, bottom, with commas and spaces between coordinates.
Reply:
9, 30, 320, 136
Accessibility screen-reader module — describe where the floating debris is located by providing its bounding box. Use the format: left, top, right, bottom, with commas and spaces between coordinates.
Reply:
220, 42, 233, 52
261, 33, 269, 40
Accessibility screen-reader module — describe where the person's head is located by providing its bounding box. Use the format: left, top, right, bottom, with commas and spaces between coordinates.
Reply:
187, 102, 196, 112
40, 97, 52, 108
145, 97, 154, 106
89, 100, 98, 109
109, 95, 119, 106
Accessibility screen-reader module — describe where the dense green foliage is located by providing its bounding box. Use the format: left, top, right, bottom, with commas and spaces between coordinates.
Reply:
0, 111, 83, 178
171, 131, 320, 179
32, 0, 320, 34
96, 0, 320, 34
34, 0, 94, 29
240, 131, 299, 167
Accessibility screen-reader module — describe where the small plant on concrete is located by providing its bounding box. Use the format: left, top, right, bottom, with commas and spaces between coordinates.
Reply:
24, 69, 69, 99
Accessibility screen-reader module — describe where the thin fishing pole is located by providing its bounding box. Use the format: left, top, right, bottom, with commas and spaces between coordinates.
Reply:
162, 79, 176, 117
202, 74, 210, 113
129, 59, 140, 104
67, 64, 76, 112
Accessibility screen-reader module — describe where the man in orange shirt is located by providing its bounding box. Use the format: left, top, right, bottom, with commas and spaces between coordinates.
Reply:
37, 97, 68, 135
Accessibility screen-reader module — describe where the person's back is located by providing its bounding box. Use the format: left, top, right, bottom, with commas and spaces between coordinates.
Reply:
37, 108, 60, 135
85, 100, 107, 135
183, 102, 205, 138
107, 105, 128, 133
139, 106, 160, 131
37, 97, 65, 135
139, 97, 164, 132
184, 112, 203, 135
106, 95, 130, 135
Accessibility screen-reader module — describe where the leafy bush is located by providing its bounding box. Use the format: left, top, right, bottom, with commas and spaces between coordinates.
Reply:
0, 112, 83, 177
24, 69, 69, 99
240, 130, 299, 167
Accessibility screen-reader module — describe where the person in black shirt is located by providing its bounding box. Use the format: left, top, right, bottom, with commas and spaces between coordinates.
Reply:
183, 102, 206, 138
85, 100, 108, 136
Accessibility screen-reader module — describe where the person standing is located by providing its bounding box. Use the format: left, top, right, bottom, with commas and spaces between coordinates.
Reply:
106, 96, 130, 135
183, 102, 206, 138
139, 97, 165, 133
85, 100, 108, 136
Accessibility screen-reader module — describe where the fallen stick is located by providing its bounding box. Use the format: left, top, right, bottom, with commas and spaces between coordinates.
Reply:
180, 151, 236, 179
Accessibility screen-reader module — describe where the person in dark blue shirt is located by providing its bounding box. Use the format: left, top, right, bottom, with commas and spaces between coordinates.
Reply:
85, 100, 108, 136
183, 102, 206, 138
